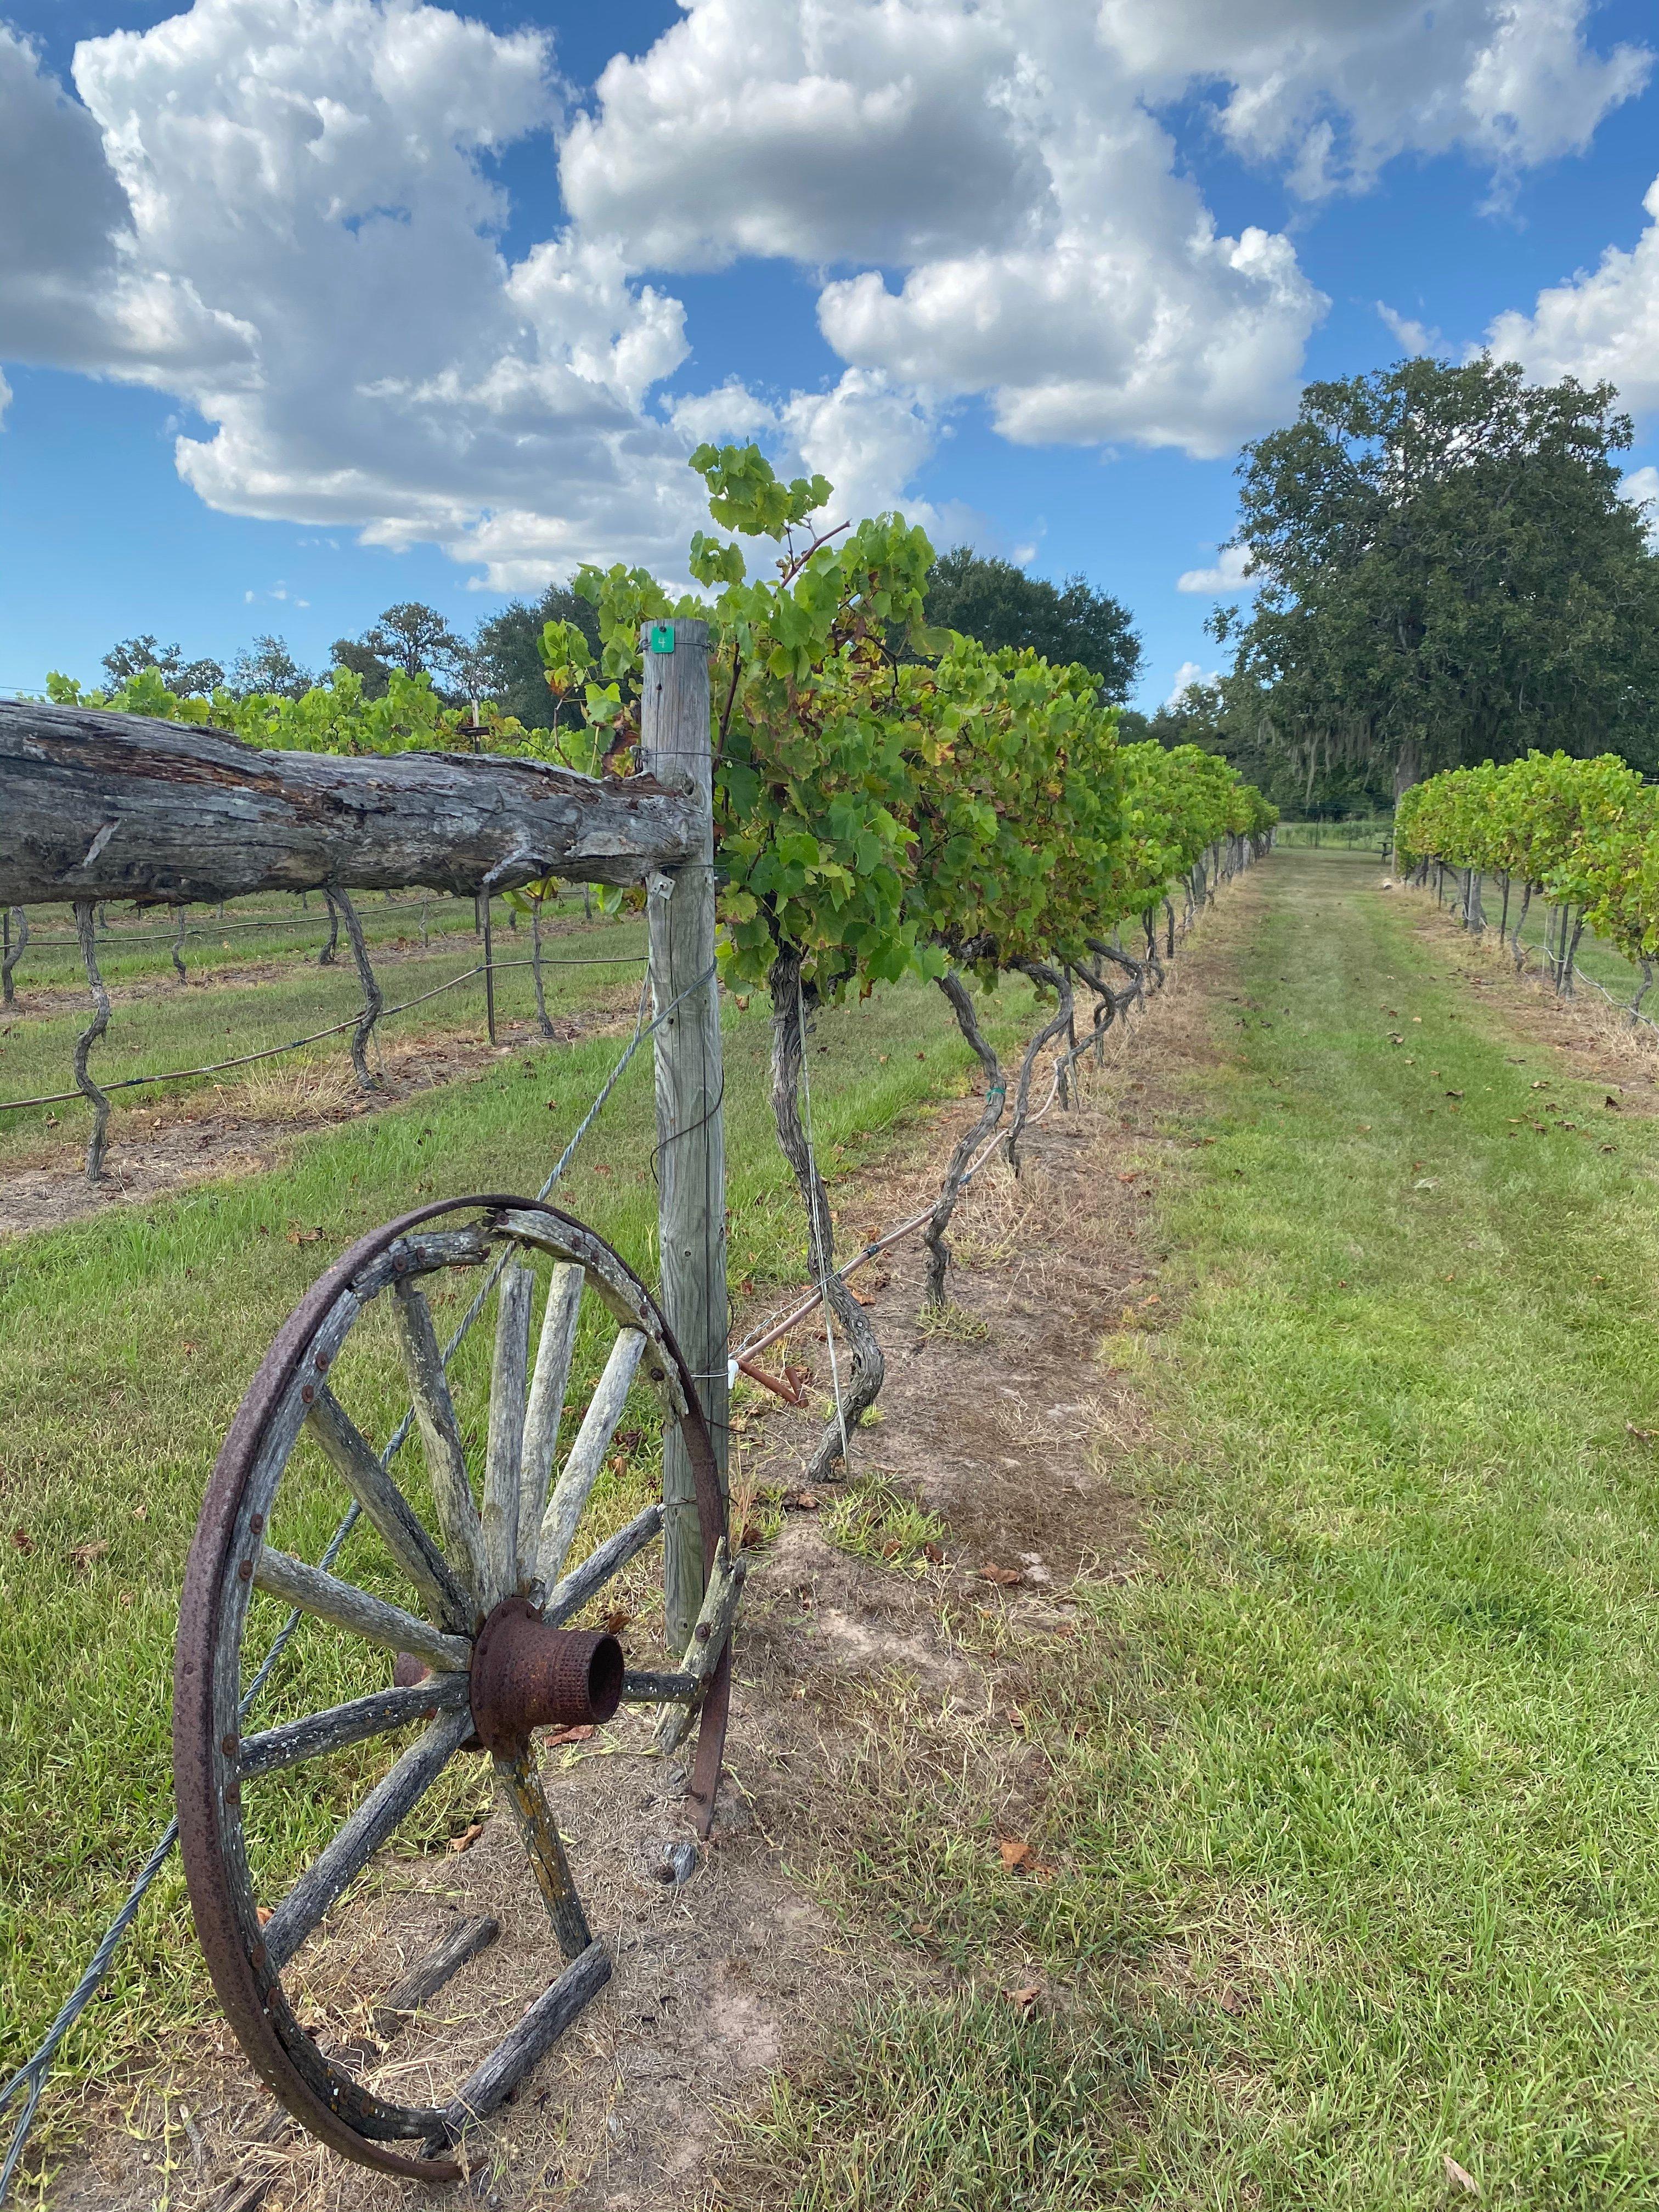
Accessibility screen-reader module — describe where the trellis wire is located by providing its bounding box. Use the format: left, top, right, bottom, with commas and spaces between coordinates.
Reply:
0, 953, 648, 1116
0, 960, 711, 2207
4, 892, 496, 952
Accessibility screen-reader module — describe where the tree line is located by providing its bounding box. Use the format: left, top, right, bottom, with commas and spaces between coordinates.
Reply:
1155, 356, 1659, 818
92, 555, 1144, 735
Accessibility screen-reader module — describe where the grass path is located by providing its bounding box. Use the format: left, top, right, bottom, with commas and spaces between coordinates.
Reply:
757, 849, 1659, 2209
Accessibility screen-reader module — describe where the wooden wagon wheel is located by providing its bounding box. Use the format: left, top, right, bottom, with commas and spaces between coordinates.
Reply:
172, 1195, 740, 2183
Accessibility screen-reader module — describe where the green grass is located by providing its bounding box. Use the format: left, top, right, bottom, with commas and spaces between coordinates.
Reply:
0, 968, 1036, 2123
741, 849, 1659, 2209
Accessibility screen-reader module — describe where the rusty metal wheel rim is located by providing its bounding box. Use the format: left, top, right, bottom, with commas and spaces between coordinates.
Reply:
173, 1195, 730, 2182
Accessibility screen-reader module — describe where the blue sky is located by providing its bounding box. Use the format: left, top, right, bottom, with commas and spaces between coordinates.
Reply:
3, 0, 1657, 710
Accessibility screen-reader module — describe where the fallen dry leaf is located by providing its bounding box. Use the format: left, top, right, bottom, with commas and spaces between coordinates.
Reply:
256, 1905, 273, 1926
602, 1609, 633, 1636
980, 1564, 1023, 1587
1004, 1985, 1041, 2010
545, 1723, 596, 1747
998, 1839, 1033, 1871
448, 1822, 485, 1854
1443, 2153, 1479, 2196
11, 1528, 33, 1555
69, 1541, 110, 1566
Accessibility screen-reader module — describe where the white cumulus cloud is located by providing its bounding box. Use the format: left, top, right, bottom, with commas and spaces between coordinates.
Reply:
1165, 659, 1219, 704
1487, 175, 1659, 416
1, 0, 1648, 585
1102, 0, 1650, 196
4, 1, 711, 586
1176, 544, 1255, 594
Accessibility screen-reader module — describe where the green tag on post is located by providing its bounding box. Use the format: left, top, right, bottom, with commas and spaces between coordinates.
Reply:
649, 622, 675, 653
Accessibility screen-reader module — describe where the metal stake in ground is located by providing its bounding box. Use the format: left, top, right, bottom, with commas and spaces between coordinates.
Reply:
638, 616, 729, 1656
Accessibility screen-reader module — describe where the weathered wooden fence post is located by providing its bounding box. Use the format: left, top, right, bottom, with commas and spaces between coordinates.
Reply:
639, 617, 727, 1655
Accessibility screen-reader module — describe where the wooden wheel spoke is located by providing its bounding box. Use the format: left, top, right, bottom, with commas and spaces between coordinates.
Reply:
306, 1387, 471, 1631
390, 1279, 487, 1608
517, 1262, 583, 1582
252, 1547, 471, 1674
542, 1501, 663, 1627
239, 1675, 472, 1780
262, 1706, 473, 1973
482, 1266, 533, 1605
533, 1329, 646, 1593
492, 1750, 592, 1961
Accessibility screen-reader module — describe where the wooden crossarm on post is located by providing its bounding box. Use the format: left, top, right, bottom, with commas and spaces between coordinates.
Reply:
0, 701, 703, 906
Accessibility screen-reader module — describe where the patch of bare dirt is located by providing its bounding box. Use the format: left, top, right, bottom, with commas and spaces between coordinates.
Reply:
41, 905, 1256, 2212
0, 1005, 631, 1240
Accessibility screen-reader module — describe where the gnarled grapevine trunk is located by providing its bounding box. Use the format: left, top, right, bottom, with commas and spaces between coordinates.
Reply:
2, 905, 25, 1004
73, 899, 111, 1183
1511, 881, 1533, 969
1006, 961, 1073, 1176
769, 950, 883, 1477
332, 885, 383, 1091
530, 902, 555, 1040
922, 970, 1006, 1306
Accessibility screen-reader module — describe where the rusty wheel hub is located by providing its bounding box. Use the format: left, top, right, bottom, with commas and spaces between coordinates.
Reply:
468, 1598, 623, 1757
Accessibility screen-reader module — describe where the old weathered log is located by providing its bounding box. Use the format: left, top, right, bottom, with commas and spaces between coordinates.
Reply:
0, 701, 702, 906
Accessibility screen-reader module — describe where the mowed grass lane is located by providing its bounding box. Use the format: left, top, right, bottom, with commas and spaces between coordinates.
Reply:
747, 849, 1659, 2210
0, 970, 1036, 2107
